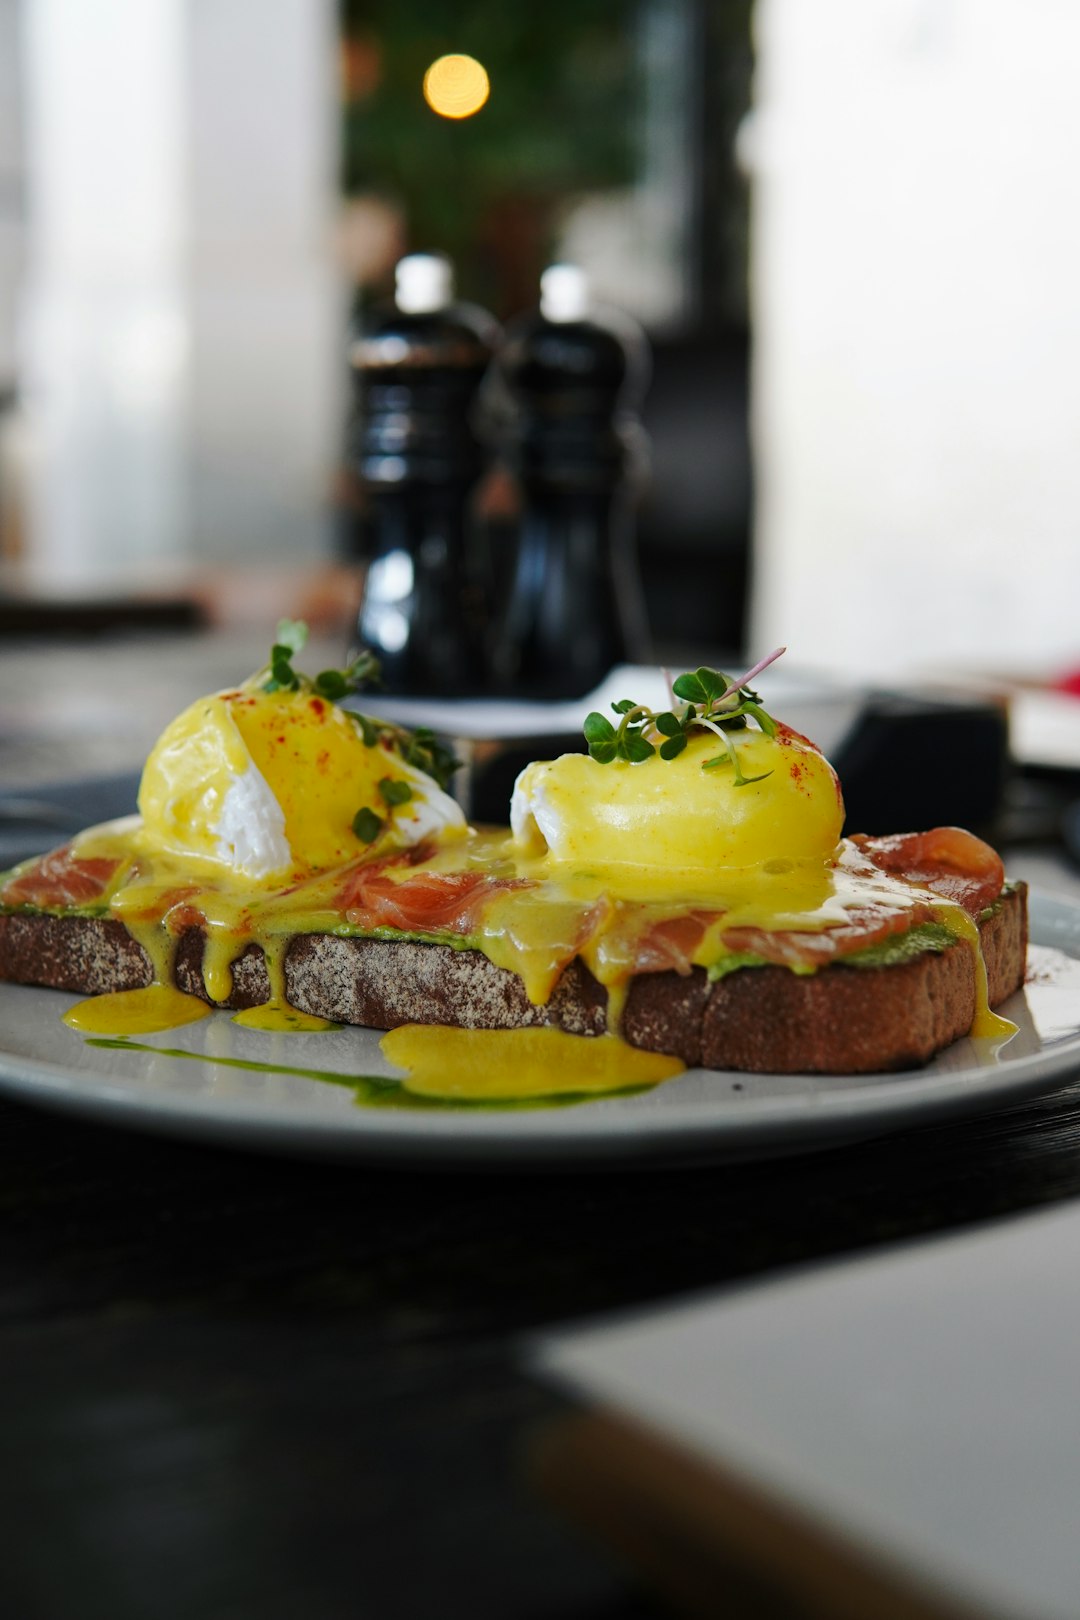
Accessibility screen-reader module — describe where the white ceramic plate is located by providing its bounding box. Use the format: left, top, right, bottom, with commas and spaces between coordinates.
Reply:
1, 892, 1079, 1169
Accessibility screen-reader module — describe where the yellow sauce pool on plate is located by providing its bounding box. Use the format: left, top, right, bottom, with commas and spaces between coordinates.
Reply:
231, 1004, 339, 1034
380, 1024, 684, 1102
63, 986, 212, 1036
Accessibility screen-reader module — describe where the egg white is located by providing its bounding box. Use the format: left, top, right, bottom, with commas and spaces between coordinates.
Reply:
213, 761, 292, 880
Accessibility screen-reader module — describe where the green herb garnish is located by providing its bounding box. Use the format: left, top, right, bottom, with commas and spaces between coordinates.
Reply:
262, 619, 381, 701
583, 647, 785, 787
378, 777, 413, 808
348, 776, 416, 847
352, 806, 384, 844
256, 620, 459, 793
396, 726, 460, 794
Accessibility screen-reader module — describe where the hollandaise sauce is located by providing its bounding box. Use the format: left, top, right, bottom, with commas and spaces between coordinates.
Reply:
232, 1006, 339, 1034
64, 986, 211, 1036
379, 1025, 683, 1101
928, 905, 1017, 1040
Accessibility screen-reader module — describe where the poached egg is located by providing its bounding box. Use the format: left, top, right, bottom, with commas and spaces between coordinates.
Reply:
138, 682, 465, 886
510, 727, 844, 896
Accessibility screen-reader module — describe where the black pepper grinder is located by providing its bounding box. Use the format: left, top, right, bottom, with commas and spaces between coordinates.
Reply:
350, 253, 499, 695
491, 264, 651, 700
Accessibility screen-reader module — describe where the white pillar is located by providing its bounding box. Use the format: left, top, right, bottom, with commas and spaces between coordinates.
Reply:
19, 0, 338, 587
0, 0, 25, 395
21, 0, 187, 583
185, 0, 339, 566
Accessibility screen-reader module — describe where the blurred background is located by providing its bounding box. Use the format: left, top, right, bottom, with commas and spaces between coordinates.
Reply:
0, 0, 1077, 681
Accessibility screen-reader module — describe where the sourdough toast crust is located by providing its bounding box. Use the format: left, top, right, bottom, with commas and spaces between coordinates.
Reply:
0, 886, 1028, 1074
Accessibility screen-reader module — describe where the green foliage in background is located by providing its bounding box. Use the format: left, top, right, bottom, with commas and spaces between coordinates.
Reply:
340, 0, 640, 302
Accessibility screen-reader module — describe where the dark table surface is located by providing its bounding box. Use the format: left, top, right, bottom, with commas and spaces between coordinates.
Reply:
5, 1058, 1080, 1620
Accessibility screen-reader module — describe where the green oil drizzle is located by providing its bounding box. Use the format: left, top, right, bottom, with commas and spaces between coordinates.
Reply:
83, 1035, 647, 1112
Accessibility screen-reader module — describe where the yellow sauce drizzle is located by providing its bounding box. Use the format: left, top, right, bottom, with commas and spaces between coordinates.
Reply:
63, 986, 211, 1035
476, 889, 597, 1005
97, 862, 343, 1035
231, 1004, 338, 1033
604, 978, 629, 1037
379, 1024, 684, 1102
201, 918, 240, 1004
932, 903, 1018, 1040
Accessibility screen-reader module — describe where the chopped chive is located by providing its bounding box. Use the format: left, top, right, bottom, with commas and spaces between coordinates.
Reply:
352, 807, 384, 844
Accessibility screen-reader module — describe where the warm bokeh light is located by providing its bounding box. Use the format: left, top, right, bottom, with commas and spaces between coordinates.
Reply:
422, 54, 490, 120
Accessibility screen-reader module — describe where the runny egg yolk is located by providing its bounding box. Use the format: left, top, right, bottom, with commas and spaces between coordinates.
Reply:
510, 728, 844, 898
137, 683, 465, 887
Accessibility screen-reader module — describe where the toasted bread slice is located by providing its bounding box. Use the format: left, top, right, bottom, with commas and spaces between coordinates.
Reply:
0, 885, 1027, 1073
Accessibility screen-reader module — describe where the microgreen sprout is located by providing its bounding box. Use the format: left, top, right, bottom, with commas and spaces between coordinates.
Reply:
263, 620, 381, 702
583, 647, 786, 787
257, 620, 460, 794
